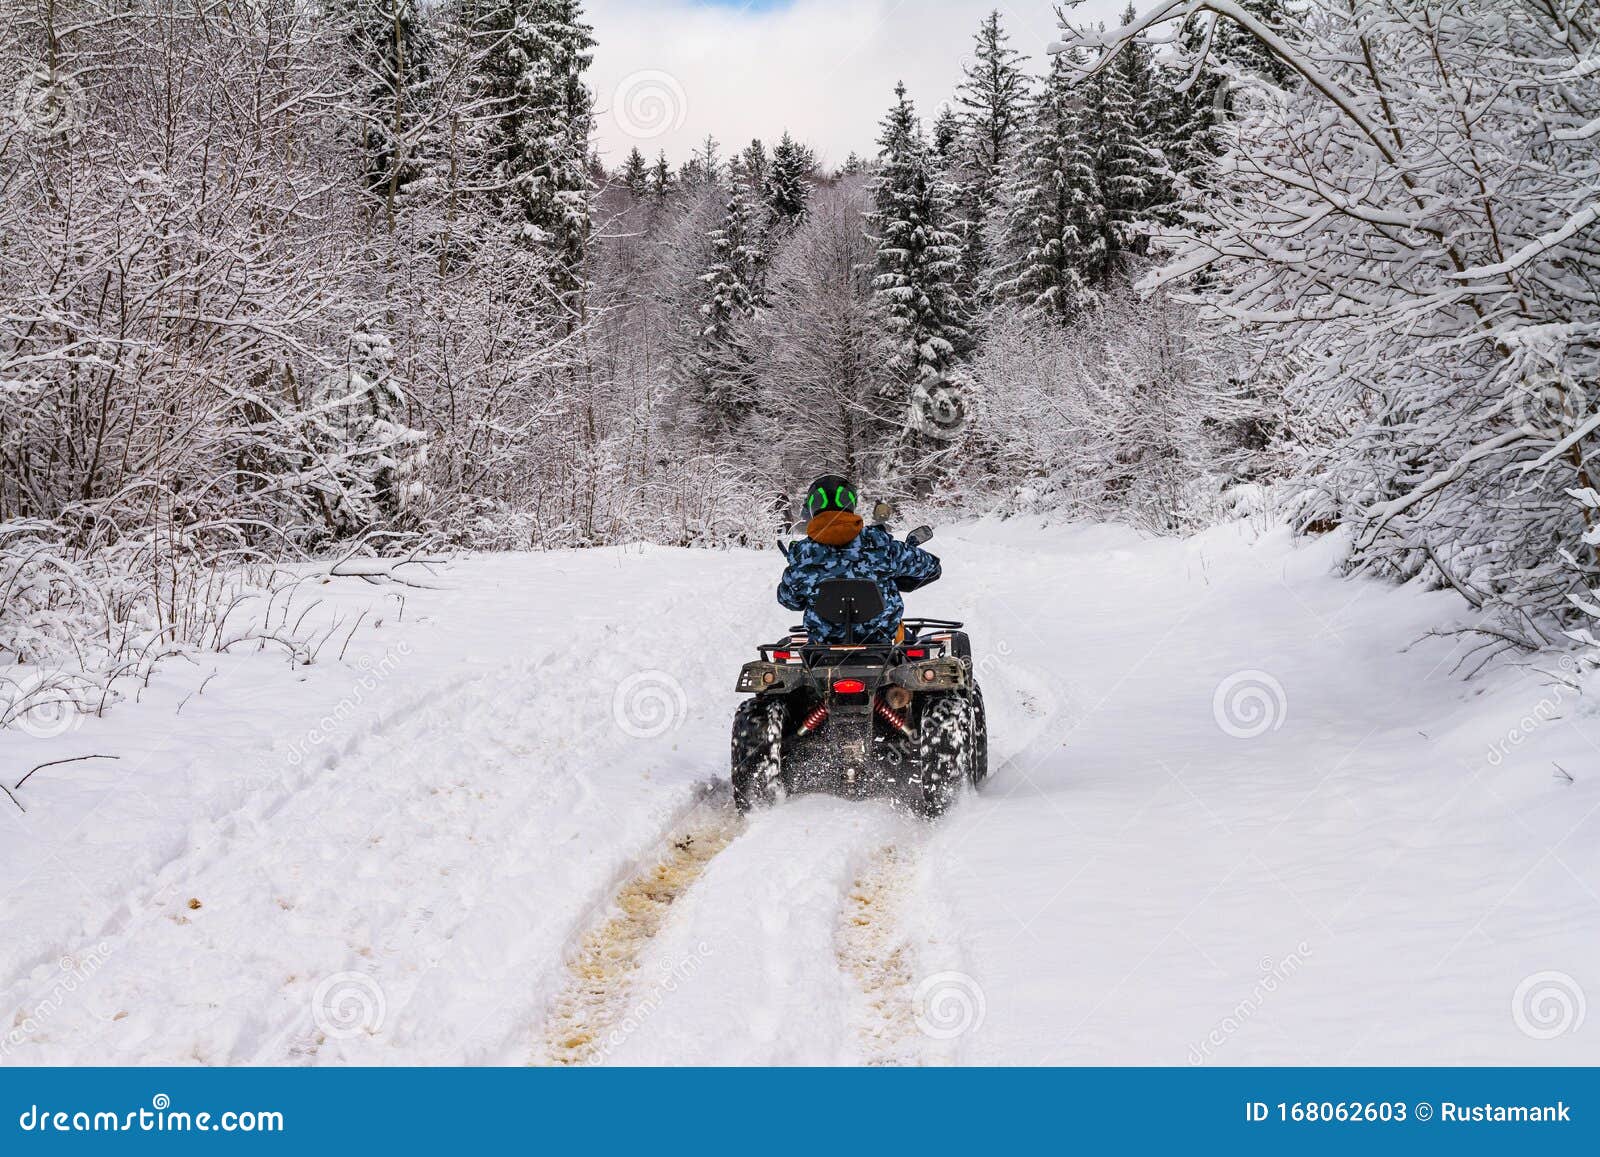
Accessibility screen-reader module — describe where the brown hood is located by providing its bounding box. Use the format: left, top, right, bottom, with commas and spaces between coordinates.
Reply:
806, 510, 864, 547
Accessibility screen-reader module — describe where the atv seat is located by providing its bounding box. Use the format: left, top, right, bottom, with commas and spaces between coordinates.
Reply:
812, 579, 885, 643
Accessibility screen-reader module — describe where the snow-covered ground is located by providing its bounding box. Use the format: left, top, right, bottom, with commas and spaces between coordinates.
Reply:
2, 520, 1597, 1065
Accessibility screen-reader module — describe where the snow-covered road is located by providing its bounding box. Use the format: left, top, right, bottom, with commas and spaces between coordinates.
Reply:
3, 522, 1597, 1065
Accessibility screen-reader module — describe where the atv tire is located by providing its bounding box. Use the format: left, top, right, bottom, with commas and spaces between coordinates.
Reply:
915, 693, 972, 818
970, 684, 989, 788
732, 697, 787, 814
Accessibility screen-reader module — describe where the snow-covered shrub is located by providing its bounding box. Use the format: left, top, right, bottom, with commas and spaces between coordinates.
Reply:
1567, 487, 1600, 692
957, 287, 1270, 533
434, 449, 779, 551
0, 517, 326, 730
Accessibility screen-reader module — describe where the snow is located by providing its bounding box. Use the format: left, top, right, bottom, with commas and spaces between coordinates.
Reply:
2, 522, 1596, 1065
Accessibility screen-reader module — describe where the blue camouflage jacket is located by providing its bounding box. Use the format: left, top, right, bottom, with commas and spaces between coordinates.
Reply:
777, 516, 942, 643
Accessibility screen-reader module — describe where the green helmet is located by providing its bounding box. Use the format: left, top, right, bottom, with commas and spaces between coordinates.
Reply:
805, 475, 857, 517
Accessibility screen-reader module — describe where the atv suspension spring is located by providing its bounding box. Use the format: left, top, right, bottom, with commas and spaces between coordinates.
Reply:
797, 704, 829, 735
874, 699, 910, 737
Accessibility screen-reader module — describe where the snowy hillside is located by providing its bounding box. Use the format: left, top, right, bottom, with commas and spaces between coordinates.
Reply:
3, 522, 1596, 1066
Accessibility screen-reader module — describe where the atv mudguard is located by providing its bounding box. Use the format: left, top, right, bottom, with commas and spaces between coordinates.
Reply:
735, 661, 807, 694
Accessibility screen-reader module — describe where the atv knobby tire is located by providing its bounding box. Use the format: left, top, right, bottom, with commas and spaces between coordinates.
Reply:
732, 697, 787, 814
916, 693, 972, 818
970, 684, 989, 788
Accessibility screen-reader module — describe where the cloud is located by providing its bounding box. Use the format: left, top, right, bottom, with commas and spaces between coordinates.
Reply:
586, 0, 1131, 169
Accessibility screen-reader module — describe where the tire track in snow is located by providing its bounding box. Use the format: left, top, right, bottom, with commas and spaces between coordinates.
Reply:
835, 842, 927, 1064
538, 797, 740, 1065
0, 668, 492, 1037
554, 798, 926, 1063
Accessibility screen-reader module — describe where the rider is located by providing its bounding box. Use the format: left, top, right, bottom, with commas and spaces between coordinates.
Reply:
777, 474, 941, 644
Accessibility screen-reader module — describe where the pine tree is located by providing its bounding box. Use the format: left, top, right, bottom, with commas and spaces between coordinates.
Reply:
478, 0, 596, 320
994, 51, 1107, 319
621, 145, 648, 194
764, 130, 813, 226
699, 173, 763, 345
868, 83, 969, 397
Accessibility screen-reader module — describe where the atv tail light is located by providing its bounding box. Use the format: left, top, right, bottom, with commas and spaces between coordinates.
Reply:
773, 650, 791, 662
832, 678, 867, 694
904, 648, 926, 658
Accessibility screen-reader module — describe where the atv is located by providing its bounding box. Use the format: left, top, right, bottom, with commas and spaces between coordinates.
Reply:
730, 525, 988, 818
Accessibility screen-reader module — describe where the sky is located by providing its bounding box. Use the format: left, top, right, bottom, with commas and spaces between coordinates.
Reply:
586, 0, 1137, 169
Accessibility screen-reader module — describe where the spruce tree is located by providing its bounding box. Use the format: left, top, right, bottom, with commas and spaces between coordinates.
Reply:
1160, 0, 1293, 206
930, 104, 962, 168
868, 83, 969, 394
741, 138, 768, 200
764, 130, 813, 226
954, 9, 1029, 302
956, 10, 1029, 204
994, 51, 1106, 319
479, 0, 596, 320
335, 0, 438, 224
698, 172, 763, 345
1081, 12, 1165, 257
649, 150, 673, 199
310, 327, 429, 533
683, 164, 765, 436
621, 145, 648, 194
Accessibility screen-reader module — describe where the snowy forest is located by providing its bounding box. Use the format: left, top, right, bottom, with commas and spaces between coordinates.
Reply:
3, 0, 1598, 728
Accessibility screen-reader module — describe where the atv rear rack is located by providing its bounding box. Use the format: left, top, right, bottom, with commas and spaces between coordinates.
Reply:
760, 617, 966, 669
